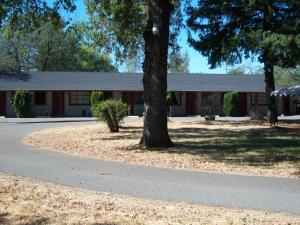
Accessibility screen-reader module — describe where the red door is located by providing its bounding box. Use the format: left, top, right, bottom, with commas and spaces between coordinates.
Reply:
52, 91, 65, 117
0, 91, 6, 116
238, 93, 247, 116
186, 92, 197, 115
122, 92, 134, 115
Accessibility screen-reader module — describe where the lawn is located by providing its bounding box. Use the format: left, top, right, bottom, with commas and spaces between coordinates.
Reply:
0, 172, 299, 225
23, 120, 300, 178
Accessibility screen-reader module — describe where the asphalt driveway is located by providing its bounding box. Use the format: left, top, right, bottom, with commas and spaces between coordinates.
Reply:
0, 117, 299, 214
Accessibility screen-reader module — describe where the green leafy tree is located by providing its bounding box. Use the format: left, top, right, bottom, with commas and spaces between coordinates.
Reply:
0, 20, 117, 72
92, 99, 127, 132
0, 0, 77, 72
274, 66, 300, 87
0, 28, 33, 71
223, 92, 239, 116
67, 22, 117, 72
31, 21, 81, 71
187, 0, 300, 123
10, 90, 31, 117
85, 0, 185, 147
168, 50, 190, 73
227, 67, 245, 75
0, 0, 75, 31
79, 45, 117, 72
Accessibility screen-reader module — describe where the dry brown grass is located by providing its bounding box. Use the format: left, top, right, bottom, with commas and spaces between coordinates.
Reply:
0, 172, 299, 225
23, 120, 300, 178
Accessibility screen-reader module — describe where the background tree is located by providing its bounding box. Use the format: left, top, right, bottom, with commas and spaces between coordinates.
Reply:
78, 45, 117, 72
227, 64, 264, 75
0, 20, 117, 72
30, 21, 80, 71
0, 0, 76, 71
274, 66, 300, 87
0, 1, 117, 73
168, 50, 190, 73
0, 0, 75, 31
0, 29, 32, 71
227, 67, 245, 75
187, 0, 300, 123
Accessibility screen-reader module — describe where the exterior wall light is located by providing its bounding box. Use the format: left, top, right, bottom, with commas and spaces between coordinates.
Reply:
152, 25, 159, 35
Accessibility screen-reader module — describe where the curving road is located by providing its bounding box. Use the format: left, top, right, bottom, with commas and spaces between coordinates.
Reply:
0, 117, 299, 214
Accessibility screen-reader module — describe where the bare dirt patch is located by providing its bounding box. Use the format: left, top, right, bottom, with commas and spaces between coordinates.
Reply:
0, 172, 299, 225
23, 120, 300, 178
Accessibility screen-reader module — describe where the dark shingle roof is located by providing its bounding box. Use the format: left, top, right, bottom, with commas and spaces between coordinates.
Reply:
0, 71, 271, 92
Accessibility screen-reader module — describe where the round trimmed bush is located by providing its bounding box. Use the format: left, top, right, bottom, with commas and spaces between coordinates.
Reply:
92, 99, 127, 132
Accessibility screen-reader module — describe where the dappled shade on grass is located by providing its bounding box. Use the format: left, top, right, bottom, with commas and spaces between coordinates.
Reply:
168, 125, 300, 167
23, 120, 300, 178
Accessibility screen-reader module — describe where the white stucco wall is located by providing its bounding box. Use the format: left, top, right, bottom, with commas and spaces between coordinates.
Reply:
170, 92, 186, 117
64, 91, 92, 117
6, 91, 52, 117
113, 91, 122, 100
4, 90, 298, 117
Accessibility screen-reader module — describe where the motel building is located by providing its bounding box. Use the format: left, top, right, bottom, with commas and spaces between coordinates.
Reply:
0, 71, 299, 117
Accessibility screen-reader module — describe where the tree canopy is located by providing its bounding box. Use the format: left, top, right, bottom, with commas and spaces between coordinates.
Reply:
168, 50, 190, 73
0, 0, 75, 31
84, 0, 184, 65
0, 21, 117, 72
187, 0, 300, 68
275, 66, 300, 87
187, 0, 300, 122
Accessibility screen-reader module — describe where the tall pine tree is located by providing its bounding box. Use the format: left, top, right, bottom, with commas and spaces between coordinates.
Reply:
187, 0, 300, 122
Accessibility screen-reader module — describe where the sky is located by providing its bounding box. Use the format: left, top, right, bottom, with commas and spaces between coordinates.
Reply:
53, 0, 261, 74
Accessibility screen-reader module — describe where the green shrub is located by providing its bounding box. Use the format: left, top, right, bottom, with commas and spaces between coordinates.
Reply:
90, 91, 104, 107
223, 92, 239, 116
10, 90, 31, 118
166, 91, 172, 109
92, 99, 127, 132
166, 91, 178, 116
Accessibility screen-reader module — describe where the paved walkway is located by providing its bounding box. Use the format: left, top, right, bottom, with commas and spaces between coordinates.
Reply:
0, 117, 299, 214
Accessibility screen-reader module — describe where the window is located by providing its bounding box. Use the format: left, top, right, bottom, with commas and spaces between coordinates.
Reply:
134, 92, 144, 104
34, 92, 46, 105
251, 93, 266, 106
69, 91, 90, 105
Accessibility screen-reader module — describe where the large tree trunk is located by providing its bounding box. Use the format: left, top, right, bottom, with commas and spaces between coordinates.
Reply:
263, 50, 278, 123
140, 0, 173, 147
103, 109, 117, 132
262, 1, 278, 124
